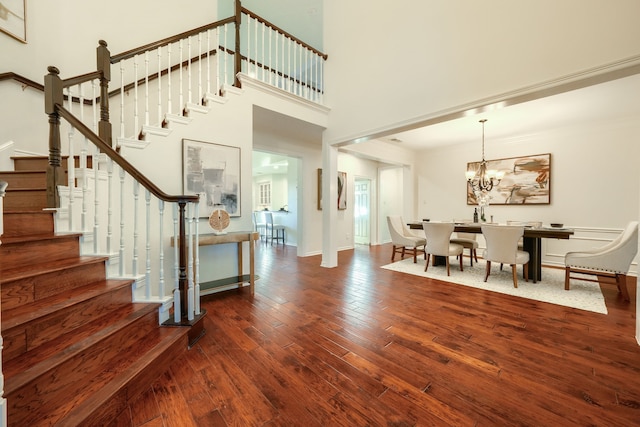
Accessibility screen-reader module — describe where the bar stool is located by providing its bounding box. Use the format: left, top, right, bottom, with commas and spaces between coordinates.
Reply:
264, 212, 285, 245
253, 211, 266, 240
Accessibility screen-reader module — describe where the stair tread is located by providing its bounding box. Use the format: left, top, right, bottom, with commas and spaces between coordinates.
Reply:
0, 255, 108, 283
61, 327, 187, 425
12, 317, 186, 426
3, 303, 159, 393
0, 232, 82, 245
2, 278, 132, 330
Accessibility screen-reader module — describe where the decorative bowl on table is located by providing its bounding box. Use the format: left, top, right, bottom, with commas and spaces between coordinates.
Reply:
550, 223, 564, 228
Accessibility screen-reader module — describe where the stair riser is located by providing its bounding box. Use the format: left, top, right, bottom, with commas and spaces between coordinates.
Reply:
8, 310, 159, 426
2, 284, 132, 362
3, 189, 47, 210
1, 259, 108, 311
12, 157, 50, 171
2, 211, 54, 237
0, 171, 47, 188
1, 235, 80, 270
12, 156, 92, 171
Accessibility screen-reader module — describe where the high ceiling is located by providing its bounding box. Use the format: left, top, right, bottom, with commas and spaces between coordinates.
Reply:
377, 72, 640, 151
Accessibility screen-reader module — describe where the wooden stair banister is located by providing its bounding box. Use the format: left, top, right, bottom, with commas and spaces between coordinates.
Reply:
44, 65, 199, 325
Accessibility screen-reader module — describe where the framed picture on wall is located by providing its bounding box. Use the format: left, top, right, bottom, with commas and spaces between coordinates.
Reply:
0, 0, 27, 43
466, 153, 551, 205
338, 171, 347, 210
317, 168, 348, 210
183, 139, 241, 218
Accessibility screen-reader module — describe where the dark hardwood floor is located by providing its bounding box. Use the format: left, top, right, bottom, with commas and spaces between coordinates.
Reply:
118, 242, 640, 426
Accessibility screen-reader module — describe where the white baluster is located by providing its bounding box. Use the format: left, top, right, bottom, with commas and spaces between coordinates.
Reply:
92, 80, 100, 254
320, 53, 324, 102
223, 24, 228, 86
179, 39, 184, 114
79, 84, 88, 232
278, 33, 287, 89
157, 46, 162, 126
198, 32, 202, 105
254, 17, 258, 77
107, 158, 114, 254
132, 180, 139, 275
145, 189, 151, 299
119, 167, 125, 277
194, 201, 200, 315
119, 61, 125, 138
215, 27, 221, 91
206, 29, 211, 95
66, 87, 75, 231
133, 56, 139, 137
144, 50, 150, 127
159, 199, 165, 298
187, 204, 194, 321
307, 48, 311, 99
167, 43, 173, 115
293, 41, 297, 95
188, 35, 192, 104
261, 21, 265, 81
246, 15, 250, 75
287, 36, 291, 92
172, 203, 181, 322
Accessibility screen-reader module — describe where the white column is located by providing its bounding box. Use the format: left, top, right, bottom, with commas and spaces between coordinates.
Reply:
321, 140, 339, 268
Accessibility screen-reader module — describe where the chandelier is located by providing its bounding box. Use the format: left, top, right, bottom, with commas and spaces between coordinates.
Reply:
465, 119, 504, 196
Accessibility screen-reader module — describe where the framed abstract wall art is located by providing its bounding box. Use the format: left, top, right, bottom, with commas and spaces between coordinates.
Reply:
317, 168, 348, 210
466, 153, 551, 205
0, 0, 26, 43
183, 139, 241, 218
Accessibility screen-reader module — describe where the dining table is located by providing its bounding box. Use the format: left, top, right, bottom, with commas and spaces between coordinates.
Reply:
408, 221, 574, 283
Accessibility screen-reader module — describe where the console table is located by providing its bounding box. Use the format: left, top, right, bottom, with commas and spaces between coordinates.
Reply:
173, 231, 259, 295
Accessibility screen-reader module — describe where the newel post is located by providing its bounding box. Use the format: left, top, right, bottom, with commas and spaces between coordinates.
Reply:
44, 66, 64, 208
96, 40, 112, 148
234, 0, 242, 87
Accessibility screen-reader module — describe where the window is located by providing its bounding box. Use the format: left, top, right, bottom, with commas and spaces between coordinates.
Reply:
259, 181, 271, 207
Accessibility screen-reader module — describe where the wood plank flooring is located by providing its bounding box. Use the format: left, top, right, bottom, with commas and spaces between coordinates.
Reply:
120, 243, 640, 426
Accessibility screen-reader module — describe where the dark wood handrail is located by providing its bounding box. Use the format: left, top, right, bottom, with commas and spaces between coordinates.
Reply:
0, 72, 44, 91
111, 16, 236, 63
62, 70, 102, 88
56, 103, 199, 205
241, 7, 327, 60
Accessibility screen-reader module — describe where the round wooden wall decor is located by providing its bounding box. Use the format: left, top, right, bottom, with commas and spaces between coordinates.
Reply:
209, 208, 230, 234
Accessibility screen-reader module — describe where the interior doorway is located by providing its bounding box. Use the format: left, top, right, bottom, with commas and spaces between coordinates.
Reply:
252, 150, 299, 247
354, 178, 371, 245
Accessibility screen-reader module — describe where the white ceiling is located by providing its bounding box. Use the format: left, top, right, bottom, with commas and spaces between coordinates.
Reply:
252, 72, 640, 173
378, 72, 640, 151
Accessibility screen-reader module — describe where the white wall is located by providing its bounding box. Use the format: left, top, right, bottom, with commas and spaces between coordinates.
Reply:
2, 0, 219, 81
379, 166, 405, 244
322, 0, 640, 145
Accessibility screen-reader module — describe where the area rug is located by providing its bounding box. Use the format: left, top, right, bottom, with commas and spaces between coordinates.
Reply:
381, 258, 607, 314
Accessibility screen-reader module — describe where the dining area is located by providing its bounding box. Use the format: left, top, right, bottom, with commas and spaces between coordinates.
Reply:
388, 217, 637, 302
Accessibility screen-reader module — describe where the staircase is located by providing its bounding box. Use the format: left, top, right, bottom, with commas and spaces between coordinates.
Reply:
0, 156, 190, 426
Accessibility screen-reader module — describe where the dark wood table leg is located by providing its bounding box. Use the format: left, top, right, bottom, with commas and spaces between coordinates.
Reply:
523, 236, 541, 283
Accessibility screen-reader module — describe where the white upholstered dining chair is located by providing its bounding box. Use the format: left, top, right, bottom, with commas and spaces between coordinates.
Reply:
422, 222, 463, 276
387, 215, 426, 263
564, 221, 638, 302
450, 220, 478, 266
482, 224, 529, 288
